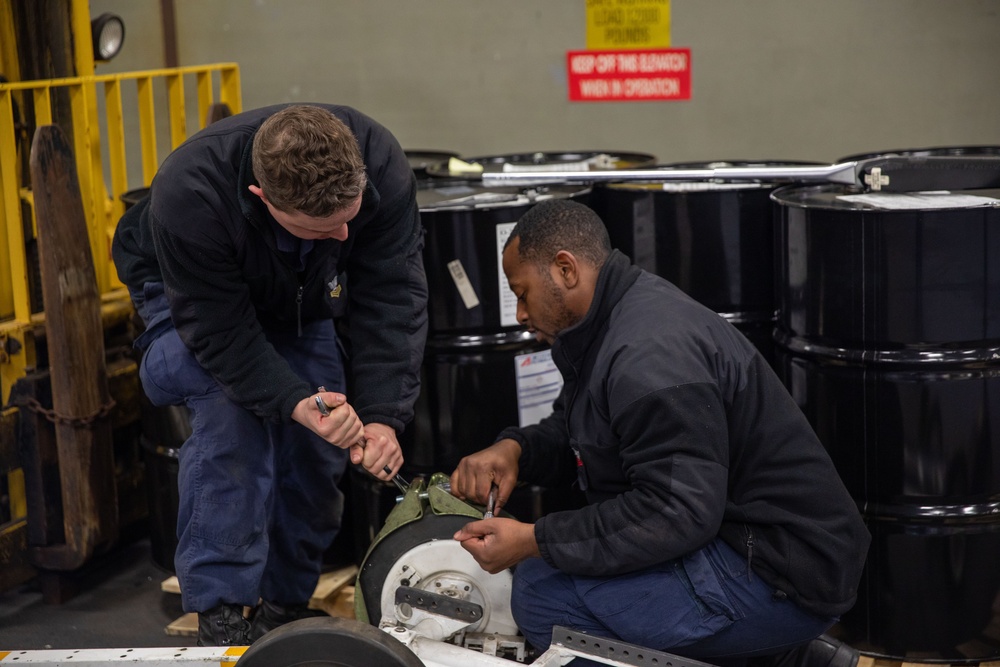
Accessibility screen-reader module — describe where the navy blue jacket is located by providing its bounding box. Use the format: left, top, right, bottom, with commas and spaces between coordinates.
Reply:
112, 104, 428, 428
497, 250, 869, 618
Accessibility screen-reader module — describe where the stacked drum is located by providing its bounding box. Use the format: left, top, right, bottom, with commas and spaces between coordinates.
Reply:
771, 155, 1000, 661
590, 161, 819, 365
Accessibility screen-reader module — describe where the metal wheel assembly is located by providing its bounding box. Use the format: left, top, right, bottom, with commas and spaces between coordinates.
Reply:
236, 616, 423, 667
357, 510, 518, 641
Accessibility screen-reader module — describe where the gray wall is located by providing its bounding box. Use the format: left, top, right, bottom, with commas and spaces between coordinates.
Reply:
92, 0, 1000, 168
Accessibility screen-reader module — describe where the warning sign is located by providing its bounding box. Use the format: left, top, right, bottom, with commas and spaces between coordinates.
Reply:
567, 48, 691, 102
586, 0, 671, 50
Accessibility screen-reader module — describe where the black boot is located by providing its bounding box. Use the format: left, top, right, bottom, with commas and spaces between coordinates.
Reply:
249, 600, 327, 642
197, 603, 252, 647
749, 635, 859, 667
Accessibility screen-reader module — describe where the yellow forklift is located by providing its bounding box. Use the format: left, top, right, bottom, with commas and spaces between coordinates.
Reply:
0, 0, 240, 599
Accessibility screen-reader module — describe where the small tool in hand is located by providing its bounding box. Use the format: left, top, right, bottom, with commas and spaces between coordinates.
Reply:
316, 387, 409, 493
483, 483, 498, 519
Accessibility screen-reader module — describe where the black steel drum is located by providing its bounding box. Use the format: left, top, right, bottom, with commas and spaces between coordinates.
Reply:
418, 182, 594, 337
772, 184, 1000, 661
590, 161, 820, 365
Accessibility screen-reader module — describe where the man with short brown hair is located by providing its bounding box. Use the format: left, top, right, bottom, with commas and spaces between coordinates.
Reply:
113, 103, 428, 646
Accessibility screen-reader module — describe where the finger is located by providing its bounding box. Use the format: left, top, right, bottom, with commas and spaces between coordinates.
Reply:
453, 520, 486, 541
318, 391, 347, 410
349, 441, 364, 465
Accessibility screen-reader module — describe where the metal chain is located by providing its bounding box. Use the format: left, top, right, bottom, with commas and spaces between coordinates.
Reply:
13, 394, 117, 428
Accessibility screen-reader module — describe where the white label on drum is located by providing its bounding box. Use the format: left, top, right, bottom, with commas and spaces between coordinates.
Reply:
514, 348, 563, 427
838, 192, 1000, 210
447, 259, 481, 309
497, 222, 518, 327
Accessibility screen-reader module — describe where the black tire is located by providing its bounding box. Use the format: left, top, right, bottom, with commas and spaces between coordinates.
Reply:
357, 512, 473, 625
237, 617, 423, 667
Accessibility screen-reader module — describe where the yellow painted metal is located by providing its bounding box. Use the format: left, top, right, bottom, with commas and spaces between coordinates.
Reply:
70, 0, 97, 77
0, 63, 242, 403
31, 88, 52, 125
0, 91, 28, 326
104, 79, 128, 236
221, 67, 243, 114
7, 467, 25, 520
0, 2, 18, 85
69, 81, 108, 293
196, 71, 212, 129
167, 73, 187, 150
136, 76, 158, 187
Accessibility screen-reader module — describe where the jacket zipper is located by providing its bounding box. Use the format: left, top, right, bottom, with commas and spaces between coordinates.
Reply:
296, 284, 303, 337
744, 525, 754, 582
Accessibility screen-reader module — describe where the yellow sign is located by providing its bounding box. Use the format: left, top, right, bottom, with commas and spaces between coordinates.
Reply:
586, 0, 671, 50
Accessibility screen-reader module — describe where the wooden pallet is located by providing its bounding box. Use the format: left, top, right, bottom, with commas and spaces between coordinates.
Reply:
859, 656, 1000, 667
163, 565, 358, 637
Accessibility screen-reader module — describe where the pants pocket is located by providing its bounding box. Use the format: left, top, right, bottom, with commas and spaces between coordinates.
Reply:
680, 544, 744, 626
580, 553, 739, 650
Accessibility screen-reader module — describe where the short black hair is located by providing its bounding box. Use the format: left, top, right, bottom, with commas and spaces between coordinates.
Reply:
506, 199, 611, 269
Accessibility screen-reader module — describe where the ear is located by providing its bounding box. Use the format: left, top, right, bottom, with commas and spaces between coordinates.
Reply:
552, 250, 580, 288
248, 184, 267, 202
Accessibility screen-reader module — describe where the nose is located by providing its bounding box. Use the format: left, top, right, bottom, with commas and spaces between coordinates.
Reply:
516, 301, 528, 326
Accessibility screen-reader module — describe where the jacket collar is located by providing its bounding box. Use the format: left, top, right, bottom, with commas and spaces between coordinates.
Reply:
552, 249, 641, 366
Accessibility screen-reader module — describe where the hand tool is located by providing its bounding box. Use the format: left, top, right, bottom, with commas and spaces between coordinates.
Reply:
315, 386, 409, 493
479, 154, 1000, 193
483, 483, 498, 519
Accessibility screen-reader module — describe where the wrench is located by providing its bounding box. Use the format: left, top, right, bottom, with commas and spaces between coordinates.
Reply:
315, 387, 409, 493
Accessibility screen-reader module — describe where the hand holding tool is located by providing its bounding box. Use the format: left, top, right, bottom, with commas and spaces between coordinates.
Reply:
316, 386, 409, 493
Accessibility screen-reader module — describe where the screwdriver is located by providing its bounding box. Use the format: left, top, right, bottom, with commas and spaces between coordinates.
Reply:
315, 386, 409, 494
483, 483, 498, 519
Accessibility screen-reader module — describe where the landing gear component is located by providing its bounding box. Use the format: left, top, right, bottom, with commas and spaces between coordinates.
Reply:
237, 616, 423, 667
355, 475, 522, 657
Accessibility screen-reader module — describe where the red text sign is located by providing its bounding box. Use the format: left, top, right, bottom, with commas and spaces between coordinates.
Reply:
567, 48, 691, 102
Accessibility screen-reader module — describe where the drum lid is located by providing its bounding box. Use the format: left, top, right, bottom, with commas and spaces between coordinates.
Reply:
417, 182, 590, 211
425, 150, 657, 179
770, 183, 1000, 212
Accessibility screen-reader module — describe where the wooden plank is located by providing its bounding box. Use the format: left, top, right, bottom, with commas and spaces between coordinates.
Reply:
164, 612, 198, 637
160, 575, 181, 595
309, 564, 358, 608
163, 568, 355, 635
318, 585, 355, 620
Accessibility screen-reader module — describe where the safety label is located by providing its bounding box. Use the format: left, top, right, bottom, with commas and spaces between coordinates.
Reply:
447, 259, 481, 309
496, 222, 518, 327
586, 0, 671, 50
514, 349, 563, 427
567, 48, 691, 102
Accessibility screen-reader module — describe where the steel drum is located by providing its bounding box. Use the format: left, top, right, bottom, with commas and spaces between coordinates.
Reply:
772, 183, 1000, 661
590, 161, 821, 365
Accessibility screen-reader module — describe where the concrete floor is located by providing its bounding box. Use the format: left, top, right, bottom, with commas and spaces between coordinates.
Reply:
0, 538, 195, 651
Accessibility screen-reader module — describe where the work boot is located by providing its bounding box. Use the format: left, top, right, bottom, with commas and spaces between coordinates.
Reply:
749, 634, 859, 667
249, 600, 327, 642
197, 603, 252, 647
